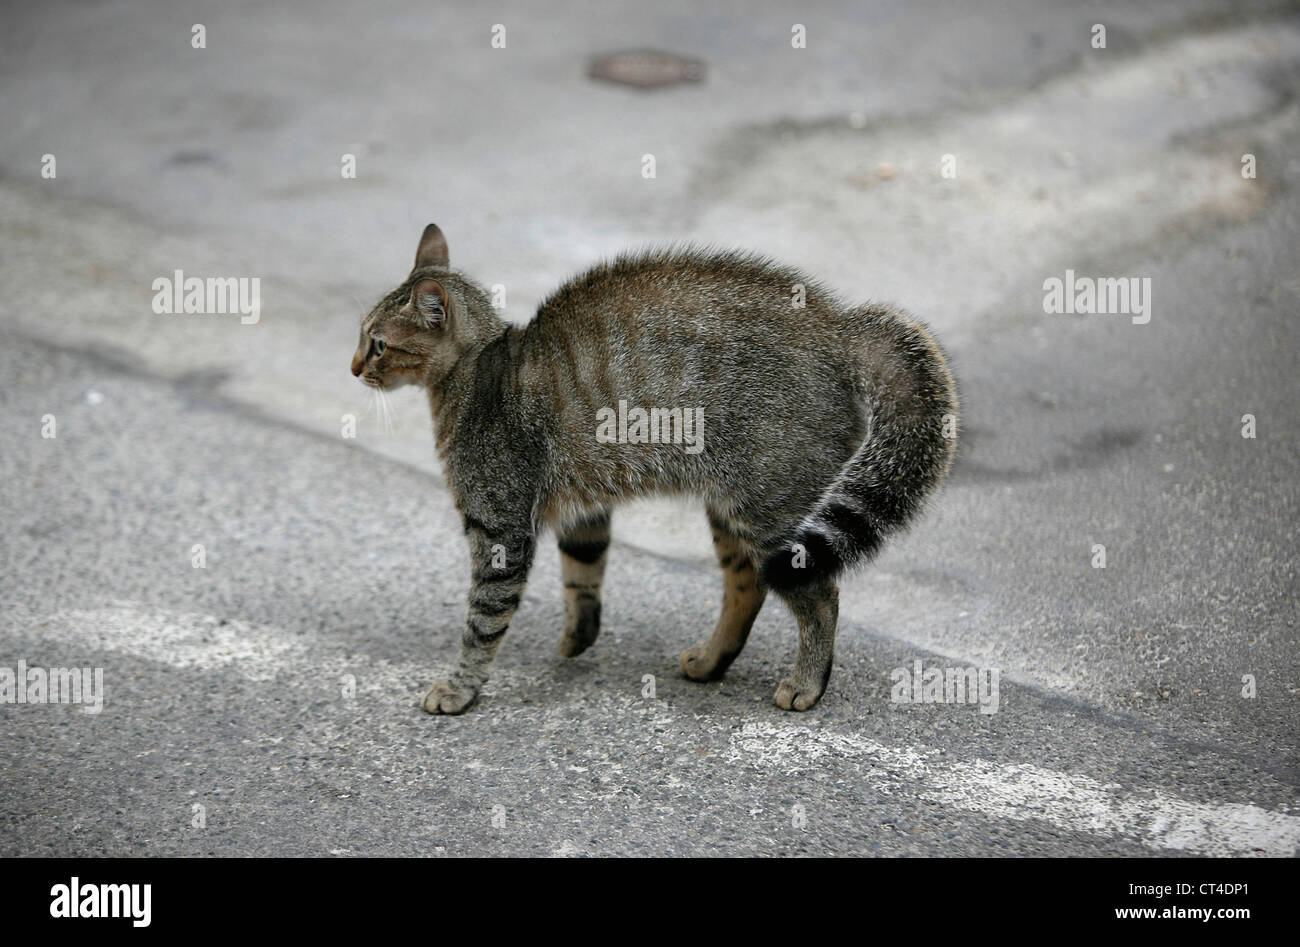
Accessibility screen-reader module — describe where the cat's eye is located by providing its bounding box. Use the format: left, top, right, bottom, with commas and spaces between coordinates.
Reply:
372, 338, 386, 356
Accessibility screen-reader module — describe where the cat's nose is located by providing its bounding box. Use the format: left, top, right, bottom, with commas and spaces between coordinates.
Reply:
350, 356, 364, 377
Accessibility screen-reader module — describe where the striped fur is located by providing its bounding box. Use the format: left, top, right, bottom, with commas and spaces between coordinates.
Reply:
679, 516, 767, 682
353, 225, 958, 715
557, 510, 610, 657
759, 311, 957, 591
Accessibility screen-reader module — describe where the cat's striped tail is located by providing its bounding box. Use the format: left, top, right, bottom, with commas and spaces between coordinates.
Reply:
760, 308, 958, 592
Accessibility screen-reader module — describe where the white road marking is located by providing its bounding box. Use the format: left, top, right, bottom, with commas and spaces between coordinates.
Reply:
728, 722, 1300, 857
41, 603, 303, 682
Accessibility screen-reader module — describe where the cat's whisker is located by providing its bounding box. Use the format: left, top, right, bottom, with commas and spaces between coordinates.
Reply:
357, 389, 376, 422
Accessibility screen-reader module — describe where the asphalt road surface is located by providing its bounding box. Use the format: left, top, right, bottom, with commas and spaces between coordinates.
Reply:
0, 0, 1296, 856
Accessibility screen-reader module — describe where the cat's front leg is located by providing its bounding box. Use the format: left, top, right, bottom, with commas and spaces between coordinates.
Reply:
422, 518, 536, 715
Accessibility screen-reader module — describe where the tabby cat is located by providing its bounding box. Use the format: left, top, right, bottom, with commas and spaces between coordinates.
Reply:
351, 224, 957, 715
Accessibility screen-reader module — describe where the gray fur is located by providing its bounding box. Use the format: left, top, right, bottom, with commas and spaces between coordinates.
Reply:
352, 226, 958, 714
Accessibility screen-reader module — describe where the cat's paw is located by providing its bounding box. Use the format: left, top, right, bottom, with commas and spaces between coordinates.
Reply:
557, 600, 601, 658
557, 623, 599, 658
773, 677, 824, 711
679, 646, 725, 682
421, 680, 479, 715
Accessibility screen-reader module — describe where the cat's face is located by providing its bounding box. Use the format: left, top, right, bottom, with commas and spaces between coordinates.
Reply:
351, 277, 450, 391
351, 223, 458, 391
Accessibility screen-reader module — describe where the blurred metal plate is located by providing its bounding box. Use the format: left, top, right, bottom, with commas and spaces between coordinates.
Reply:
588, 50, 705, 88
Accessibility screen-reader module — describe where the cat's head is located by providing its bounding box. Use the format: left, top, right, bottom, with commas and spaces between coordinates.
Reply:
351, 223, 496, 391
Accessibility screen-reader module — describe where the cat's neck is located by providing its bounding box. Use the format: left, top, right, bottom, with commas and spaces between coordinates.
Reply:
427, 326, 519, 444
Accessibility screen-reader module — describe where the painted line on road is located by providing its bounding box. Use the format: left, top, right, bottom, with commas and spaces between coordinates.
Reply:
727, 722, 1300, 857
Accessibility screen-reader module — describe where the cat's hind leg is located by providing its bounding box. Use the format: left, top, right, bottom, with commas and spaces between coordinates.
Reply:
556, 509, 611, 657
770, 576, 839, 711
680, 515, 767, 682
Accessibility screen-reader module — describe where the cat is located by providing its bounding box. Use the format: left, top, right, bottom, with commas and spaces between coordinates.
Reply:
351, 224, 958, 715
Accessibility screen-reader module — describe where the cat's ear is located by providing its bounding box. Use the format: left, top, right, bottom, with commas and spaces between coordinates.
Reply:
413, 223, 450, 269
411, 278, 448, 327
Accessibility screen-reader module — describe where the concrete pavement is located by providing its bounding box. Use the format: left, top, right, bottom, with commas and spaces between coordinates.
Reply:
0, 0, 1296, 856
